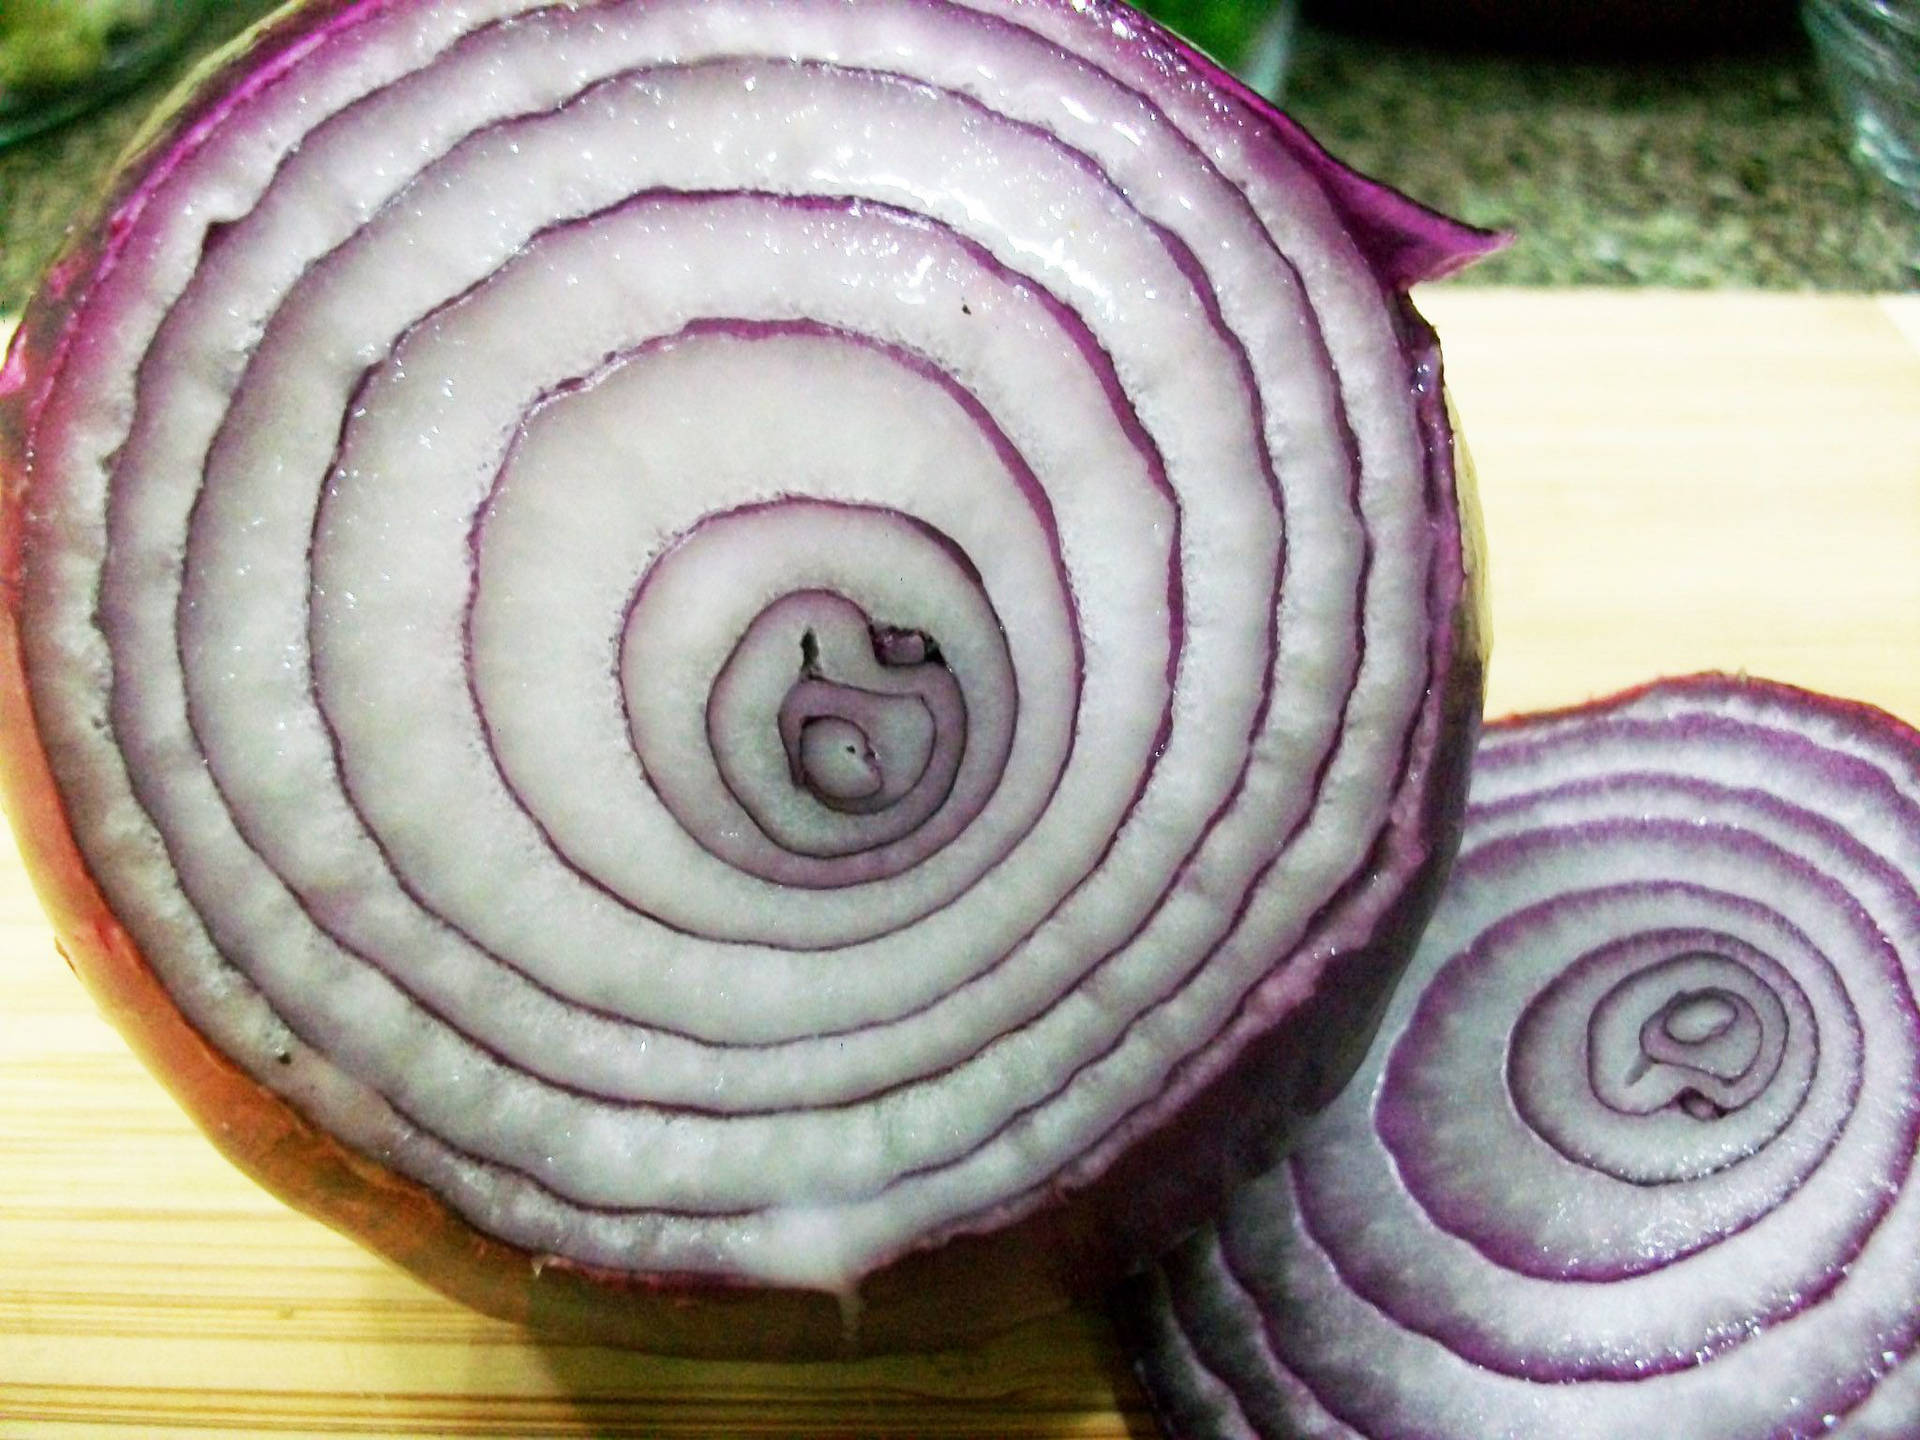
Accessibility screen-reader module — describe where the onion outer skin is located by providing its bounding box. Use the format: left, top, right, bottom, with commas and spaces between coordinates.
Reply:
0, 0, 1489, 1355
1121, 675, 1920, 1438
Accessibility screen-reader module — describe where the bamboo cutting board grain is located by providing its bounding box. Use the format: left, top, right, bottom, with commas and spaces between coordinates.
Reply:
3, 289, 1919, 1437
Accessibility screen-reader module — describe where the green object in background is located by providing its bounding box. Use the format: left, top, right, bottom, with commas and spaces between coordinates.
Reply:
0, 0, 207, 148
1138, 0, 1296, 94
0, 0, 158, 94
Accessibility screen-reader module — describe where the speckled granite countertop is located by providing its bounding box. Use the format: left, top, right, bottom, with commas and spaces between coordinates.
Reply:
1, 4, 1914, 313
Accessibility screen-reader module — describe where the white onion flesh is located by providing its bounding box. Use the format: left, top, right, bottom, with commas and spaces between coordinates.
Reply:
1128, 677, 1920, 1439
1, 0, 1485, 1309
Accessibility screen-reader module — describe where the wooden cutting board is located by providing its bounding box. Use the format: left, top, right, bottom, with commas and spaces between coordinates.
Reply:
4, 289, 1918, 1437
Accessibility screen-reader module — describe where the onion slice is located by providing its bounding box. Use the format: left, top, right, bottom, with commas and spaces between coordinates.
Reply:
1125, 675, 1920, 1438
0, 0, 1490, 1353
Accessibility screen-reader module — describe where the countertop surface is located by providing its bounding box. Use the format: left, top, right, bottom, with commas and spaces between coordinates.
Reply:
1, 4, 1916, 310
5, 288, 1919, 1434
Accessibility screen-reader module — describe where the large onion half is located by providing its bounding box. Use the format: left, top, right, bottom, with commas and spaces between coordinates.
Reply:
1126, 675, 1920, 1438
0, 0, 1490, 1353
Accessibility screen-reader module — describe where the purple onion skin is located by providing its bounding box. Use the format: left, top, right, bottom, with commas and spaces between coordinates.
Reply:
1121, 675, 1920, 1439
0, 0, 1489, 1355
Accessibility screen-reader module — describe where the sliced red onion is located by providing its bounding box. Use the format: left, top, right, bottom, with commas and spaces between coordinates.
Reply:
1126, 676, 1920, 1438
0, 0, 1490, 1352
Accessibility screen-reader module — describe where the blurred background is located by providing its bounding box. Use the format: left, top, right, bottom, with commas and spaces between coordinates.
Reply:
0, 0, 1915, 308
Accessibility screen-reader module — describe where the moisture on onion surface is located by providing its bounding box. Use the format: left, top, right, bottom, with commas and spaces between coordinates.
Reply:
0, 0, 1491, 1353
1125, 676, 1920, 1439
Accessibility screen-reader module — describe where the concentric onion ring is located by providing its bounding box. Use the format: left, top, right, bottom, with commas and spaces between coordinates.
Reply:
1127, 676, 1920, 1438
0, 0, 1490, 1352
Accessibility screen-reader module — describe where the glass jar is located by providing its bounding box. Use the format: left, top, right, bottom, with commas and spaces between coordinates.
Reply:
1804, 0, 1920, 216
